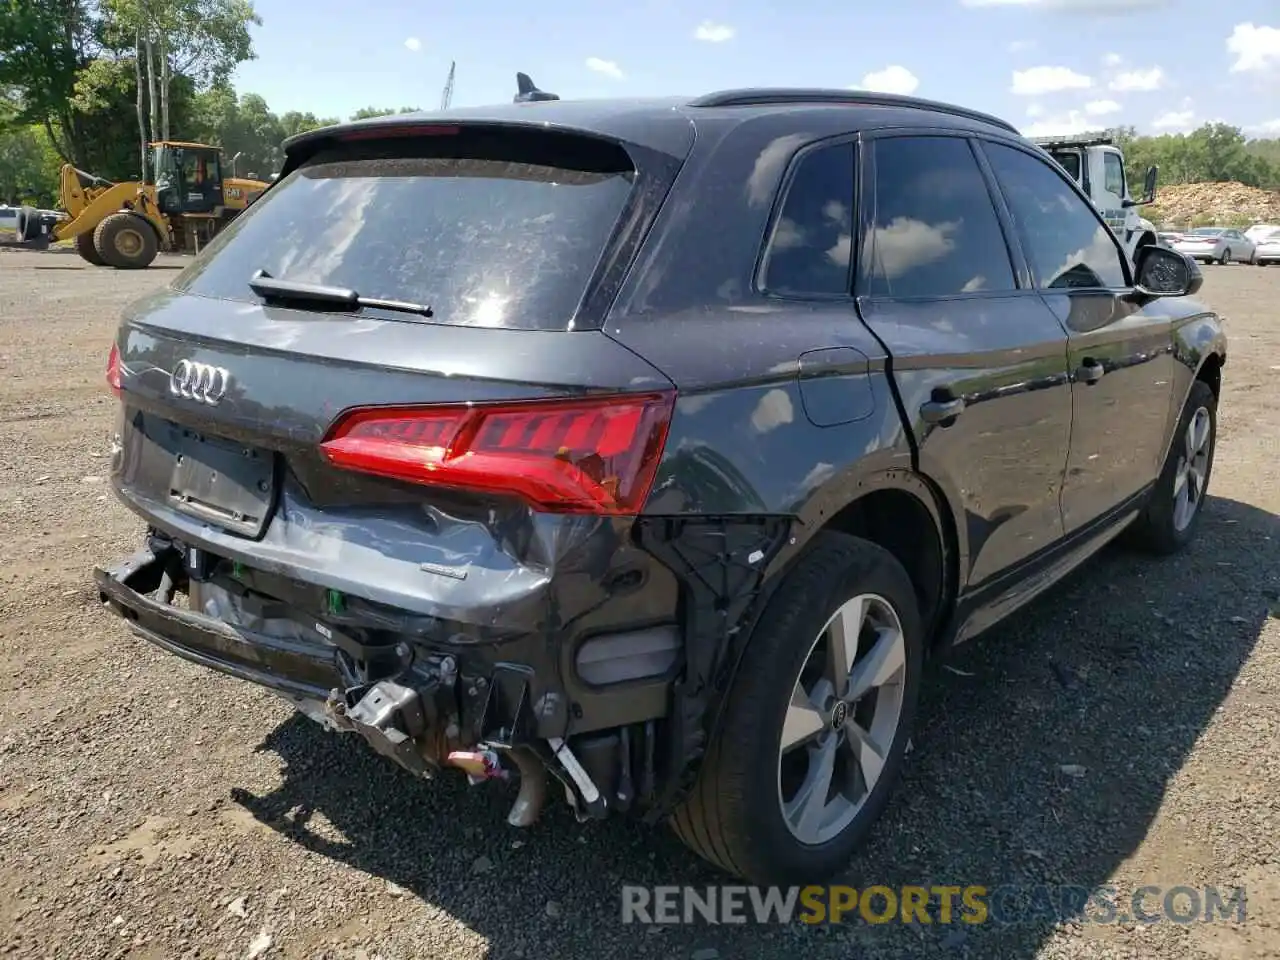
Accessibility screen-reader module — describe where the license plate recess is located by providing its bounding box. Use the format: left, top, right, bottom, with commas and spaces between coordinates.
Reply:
168, 428, 276, 538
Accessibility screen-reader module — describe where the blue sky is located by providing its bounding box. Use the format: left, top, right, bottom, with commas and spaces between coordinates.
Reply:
232, 0, 1280, 138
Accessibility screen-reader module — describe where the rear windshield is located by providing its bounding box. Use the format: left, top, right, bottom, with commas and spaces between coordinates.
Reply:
1189, 228, 1223, 235
172, 127, 638, 330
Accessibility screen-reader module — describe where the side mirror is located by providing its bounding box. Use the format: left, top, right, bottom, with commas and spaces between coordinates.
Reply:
1123, 164, 1158, 207
1134, 243, 1201, 298
1142, 164, 1158, 202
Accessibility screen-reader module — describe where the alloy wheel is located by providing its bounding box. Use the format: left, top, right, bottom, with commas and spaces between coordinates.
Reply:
1172, 405, 1212, 531
777, 593, 907, 846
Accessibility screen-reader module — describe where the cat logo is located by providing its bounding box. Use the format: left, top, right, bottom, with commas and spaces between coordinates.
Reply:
226, 187, 242, 200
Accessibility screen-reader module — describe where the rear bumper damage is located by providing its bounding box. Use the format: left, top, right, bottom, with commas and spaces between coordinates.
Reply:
94, 516, 794, 827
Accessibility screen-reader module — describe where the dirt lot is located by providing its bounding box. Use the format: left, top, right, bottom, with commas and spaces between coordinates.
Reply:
0, 250, 1277, 960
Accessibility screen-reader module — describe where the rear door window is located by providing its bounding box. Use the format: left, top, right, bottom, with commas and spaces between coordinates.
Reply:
863, 136, 1016, 299
173, 127, 641, 330
758, 141, 856, 298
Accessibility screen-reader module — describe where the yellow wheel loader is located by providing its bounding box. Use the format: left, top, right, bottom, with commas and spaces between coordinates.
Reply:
19, 141, 269, 269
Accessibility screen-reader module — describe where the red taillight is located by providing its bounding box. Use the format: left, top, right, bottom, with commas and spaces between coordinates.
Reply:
319, 392, 676, 515
106, 342, 122, 396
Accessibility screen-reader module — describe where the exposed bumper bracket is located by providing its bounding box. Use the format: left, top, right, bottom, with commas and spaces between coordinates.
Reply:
325, 681, 438, 779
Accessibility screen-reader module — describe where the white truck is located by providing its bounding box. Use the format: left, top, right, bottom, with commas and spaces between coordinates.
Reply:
1030, 132, 1160, 261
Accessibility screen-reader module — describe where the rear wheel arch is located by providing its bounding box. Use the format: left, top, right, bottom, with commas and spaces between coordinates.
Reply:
814, 478, 958, 651
698, 469, 958, 764
764, 466, 962, 656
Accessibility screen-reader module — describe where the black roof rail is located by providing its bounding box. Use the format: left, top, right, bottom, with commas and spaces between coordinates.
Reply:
686, 88, 1020, 135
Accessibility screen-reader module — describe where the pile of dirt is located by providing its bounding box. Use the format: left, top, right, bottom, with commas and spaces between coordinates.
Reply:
1147, 181, 1280, 228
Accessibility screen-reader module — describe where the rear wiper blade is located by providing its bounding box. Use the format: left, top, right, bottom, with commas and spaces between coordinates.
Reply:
249, 269, 434, 317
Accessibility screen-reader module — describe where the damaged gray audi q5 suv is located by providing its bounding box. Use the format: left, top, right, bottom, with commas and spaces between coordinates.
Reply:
96, 76, 1226, 884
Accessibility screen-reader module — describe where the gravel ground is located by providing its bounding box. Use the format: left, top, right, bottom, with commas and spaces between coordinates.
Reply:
1, 249, 1278, 960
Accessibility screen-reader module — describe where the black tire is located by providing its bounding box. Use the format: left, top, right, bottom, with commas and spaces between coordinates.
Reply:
670, 531, 924, 884
93, 212, 158, 269
1219, 248, 1231, 265
75, 231, 106, 266
14, 206, 34, 242
1126, 379, 1217, 555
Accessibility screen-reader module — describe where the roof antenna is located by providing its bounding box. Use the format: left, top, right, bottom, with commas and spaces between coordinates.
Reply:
514, 72, 559, 103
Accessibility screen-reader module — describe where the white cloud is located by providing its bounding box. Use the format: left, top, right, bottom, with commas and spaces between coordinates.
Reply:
1021, 101, 1126, 136
1252, 118, 1280, 134
1103, 52, 1123, 66
860, 65, 920, 95
585, 57, 624, 80
751, 389, 794, 434
961, 0, 1171, 10
747, 133, 809, 206
1152, 109, 1195, 131
1011, 66, 1093, 95
693, 20, 735, 42
1109, 66, 1164, 91
869, 218, 960, 280
403, 37, 421, 52
1023, 111, 1096, 137
1227, 22, 1280, 73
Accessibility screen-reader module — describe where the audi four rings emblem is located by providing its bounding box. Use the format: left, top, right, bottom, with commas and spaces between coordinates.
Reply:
169, 359, 230, 405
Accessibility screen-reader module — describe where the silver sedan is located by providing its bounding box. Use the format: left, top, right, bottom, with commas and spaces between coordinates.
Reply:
1171, 227, 1257, 265
1254, 228, 1280, 265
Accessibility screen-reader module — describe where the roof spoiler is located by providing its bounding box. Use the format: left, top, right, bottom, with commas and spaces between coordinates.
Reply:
514, 72, 559, 103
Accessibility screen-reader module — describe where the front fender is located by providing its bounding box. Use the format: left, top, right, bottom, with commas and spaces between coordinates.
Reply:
1160, 306, 1227, 462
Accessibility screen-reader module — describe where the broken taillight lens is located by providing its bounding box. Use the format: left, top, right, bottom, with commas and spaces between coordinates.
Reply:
106, 342, 122, 396
319, 392, 676, 515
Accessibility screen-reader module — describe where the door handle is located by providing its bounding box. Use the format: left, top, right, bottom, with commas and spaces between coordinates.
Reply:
920, 397, 965, 424
1077, 359, 1106, 385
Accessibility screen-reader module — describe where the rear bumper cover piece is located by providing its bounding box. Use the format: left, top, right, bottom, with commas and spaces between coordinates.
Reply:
95, 546, 343, 699
94, 513, 798, 823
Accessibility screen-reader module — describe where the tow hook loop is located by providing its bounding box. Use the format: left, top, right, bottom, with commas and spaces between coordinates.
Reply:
337, 680, 434, 779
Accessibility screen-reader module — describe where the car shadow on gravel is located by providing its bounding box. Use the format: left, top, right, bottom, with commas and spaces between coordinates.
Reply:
229, 494, 1278, 960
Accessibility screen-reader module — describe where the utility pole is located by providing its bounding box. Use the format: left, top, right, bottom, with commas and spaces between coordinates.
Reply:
440, 61, 455, 111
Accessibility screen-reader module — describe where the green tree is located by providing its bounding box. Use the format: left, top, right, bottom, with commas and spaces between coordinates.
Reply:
278, 109, 339, 140
192, 86, 286, 177
71, 54, 194, 179
0, 0, 112, 165
102, 0, 259, 177
0, 121, 61, 204
349, 105, 420, 120
1108, 123, 1280, 190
